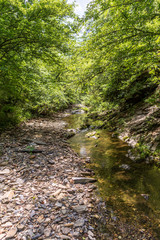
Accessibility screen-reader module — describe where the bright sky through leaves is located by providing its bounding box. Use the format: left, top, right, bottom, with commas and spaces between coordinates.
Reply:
67, 0, 91, 16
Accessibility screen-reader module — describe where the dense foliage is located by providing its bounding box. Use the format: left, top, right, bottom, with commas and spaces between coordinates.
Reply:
0, 0, 77, 128
73, 0, 160, 111
0, 0, 160, 129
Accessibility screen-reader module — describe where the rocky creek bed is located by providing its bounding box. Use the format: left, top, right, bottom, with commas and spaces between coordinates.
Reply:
0, 112, 158, 239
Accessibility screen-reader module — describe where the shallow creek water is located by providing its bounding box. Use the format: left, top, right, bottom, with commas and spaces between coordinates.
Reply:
64, 113, 160, 235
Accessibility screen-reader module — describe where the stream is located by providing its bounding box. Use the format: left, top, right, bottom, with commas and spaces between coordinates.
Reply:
64, 112, 160, 236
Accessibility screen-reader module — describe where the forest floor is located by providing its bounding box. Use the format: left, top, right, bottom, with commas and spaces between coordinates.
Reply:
0, 111, 158, 240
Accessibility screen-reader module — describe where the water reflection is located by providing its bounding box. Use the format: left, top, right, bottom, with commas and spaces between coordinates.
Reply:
65, 114, 160, 234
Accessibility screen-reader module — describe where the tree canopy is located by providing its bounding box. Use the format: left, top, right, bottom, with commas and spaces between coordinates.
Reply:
0, 0, 160, 128
72, 0, 160, 111
0, 0, 77, 127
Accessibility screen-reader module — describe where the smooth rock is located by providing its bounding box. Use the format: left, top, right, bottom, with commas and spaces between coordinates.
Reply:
61, 207, 67, 215
53, 217, 62, 223
60, 235, 71, 240
44, 227, 51, 237
45, 218, 51, 223
0, 234, 6, 239
1, 216, 9, 224
67, 189, 75, 194
37, 215, 44, 223
0, 162, 8, 166
53, 189, 61, 197
72, 177, 97, 184
63, 223, 74, 227
17, 224, 25, 231
73, 231, 79, 237
74, 218, 85, 227
6, 227, 17, 239
1, 190, 14, 200
55, 201, 62, 208
16, 178, 24, 185
30, 210, 36, 218
61, 227, 70, 235
0, 169, 10, 175
2, 222, 12, 228
0, 177, 5, 182
73, 205, 87, 213
88, 230, 94, 237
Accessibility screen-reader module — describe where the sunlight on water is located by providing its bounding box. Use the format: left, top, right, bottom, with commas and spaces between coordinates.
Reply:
65, 113, 160, 234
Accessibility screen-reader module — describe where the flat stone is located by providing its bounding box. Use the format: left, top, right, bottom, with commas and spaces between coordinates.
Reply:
73, 231, 79, 237
25, 204, 33, 210
48, 159, 55, 164
17, 224, 25, 231
30, 210, 36, 218
37, 215, 44, 223
60, 235, 71, 240
67, 189, 75, 194
26, 229, 34, 238
45, 218, 51, 223
16, 178, 24, 185
6, 227, 17, 239
61, 207, 67, 215
0, 169, 10, 175
73, 205, 87, 213
88, 230, 94, 237
53, 217, 62, 223
0, 234, 6, 239
55, 201, 62, 208
0, 176, 5, 182
53, 189, 61, 197
1, 190, 14, 200
0, 162, 8, 166
61, 227, 70, 235
74, 218, 85, 227
1, 216, 9, 224
44, 227, 51, 237
2, 222, 12, 228
72, 177, 97, 184
63, 223, 74, 227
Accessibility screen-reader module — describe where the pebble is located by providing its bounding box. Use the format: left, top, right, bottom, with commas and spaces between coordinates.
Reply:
1, 217, 10, 224
44, 227, 51, 237
1, 222, 13, 228
74, 218, 85, 227
63, 223, 74, 227
60, 235, 71, 240
0, 234, 6, 239
55, 202, 62, 208
61, 207, 67, 215
0, 169, 10, 175
30, 210, 36, 218
88, 230, 94, 237
1, 190, 14, 200
61, 227, 70, 235
5, 227, 17, 239
16, 178, 24, 185
17, 224, 25, 231
73, 205, 87, 213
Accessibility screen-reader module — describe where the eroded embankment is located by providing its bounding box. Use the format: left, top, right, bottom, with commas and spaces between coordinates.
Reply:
86, 100, 160, 165
0, 112, 158, 240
